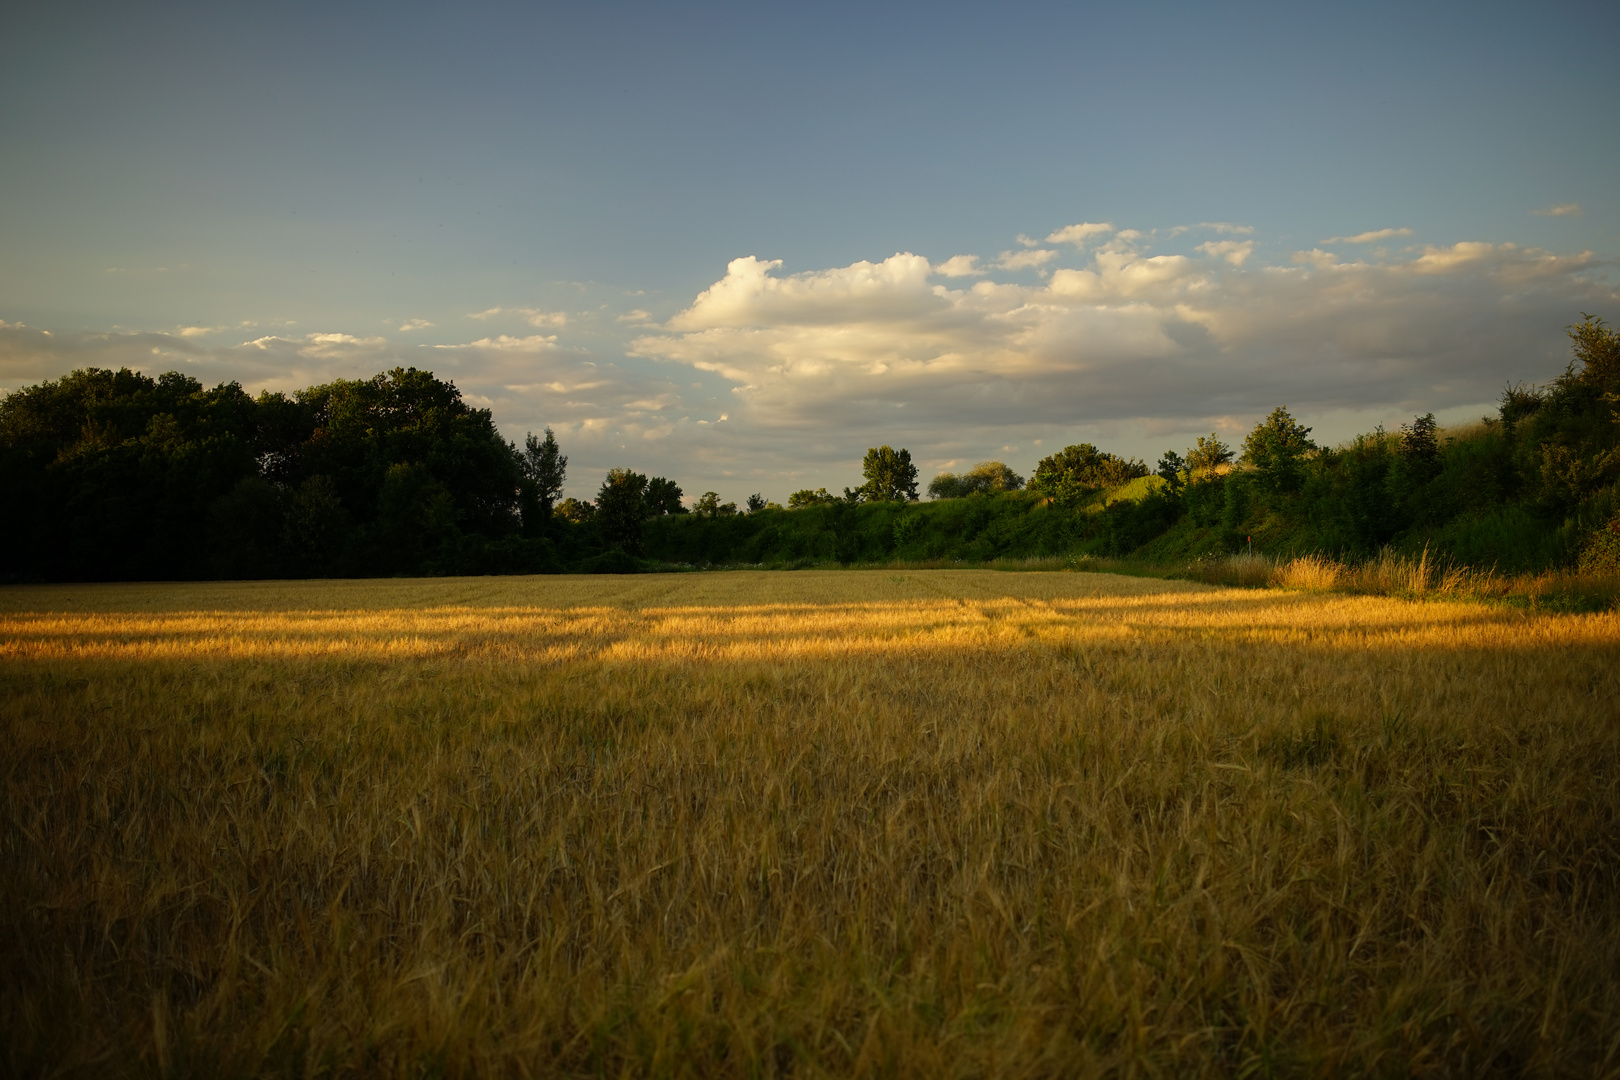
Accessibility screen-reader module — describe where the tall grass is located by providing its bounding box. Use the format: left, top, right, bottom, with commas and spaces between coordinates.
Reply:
1187, 546, 1620, 611
3, 570, 1619, 1077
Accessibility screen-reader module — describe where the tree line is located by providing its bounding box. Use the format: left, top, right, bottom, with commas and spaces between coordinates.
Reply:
643, 315, 1620, 573
3, 316, 1616, 580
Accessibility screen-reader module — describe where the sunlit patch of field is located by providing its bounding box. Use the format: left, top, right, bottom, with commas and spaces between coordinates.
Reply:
3, 570, 1618, 1077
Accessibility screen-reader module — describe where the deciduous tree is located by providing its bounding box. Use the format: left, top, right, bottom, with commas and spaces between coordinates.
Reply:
1242, 408, 1315, 494
856, 446, 920, 502
521, 427, 567, 516
596, 469, 649, 552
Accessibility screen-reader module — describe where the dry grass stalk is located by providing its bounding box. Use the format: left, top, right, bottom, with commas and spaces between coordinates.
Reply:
3, 570, 1618, 1077
1269, 554, 1342, 591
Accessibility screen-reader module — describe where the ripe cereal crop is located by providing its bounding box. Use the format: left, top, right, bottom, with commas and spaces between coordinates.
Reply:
3, 570, 1618, 1077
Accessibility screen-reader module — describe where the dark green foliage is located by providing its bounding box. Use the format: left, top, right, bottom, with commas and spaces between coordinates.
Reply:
788, 487, 838, 508
1308, 432, 1399, 551
595, 469, 650, 554
1242, 406, 1315, 495
0, 365, 569, 581
519, 427, 567, 528
645, 477, 686, 516
694, 491, 739, 518
1398, 413, 1441, 479
1, 368, 266, 580
745, 493, 767, 513
1155, 451, 1185, 493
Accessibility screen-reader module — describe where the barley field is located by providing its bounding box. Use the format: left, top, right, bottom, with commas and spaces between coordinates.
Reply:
3, 570, 1619, 1078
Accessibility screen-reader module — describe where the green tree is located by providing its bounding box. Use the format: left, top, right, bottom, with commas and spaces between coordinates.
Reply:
1566, 313, 1620, 399
855, 446, 919, 502
745, 493, 767, 513
1242, 407, 1315, 494
1185, 434, 1234, 480
1397, 413, 1442, 484
596, 469, 649, 553
556, 497, 594, 524
1031, 444, 1146, 507
788, 487, 838, 508
693, 492, 739, 518
927, 461, 1023, 499
1155, 450, 1186, 493
520, 427, 567, 517
293, 367, 523, 551
645, 476, 685, 515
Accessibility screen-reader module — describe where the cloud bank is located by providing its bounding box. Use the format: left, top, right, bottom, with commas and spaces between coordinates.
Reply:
4, 223, 1615, 495
631, 232, 1615, 448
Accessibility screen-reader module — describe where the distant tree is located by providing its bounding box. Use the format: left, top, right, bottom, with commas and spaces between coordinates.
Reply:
694, 491, 739, 518
1242, 407, 1316, 494
1184, 434, 1234, 480
556, 497, 595, 524
1566, 313, 1620, 398
1031, 444, 1146, 507
1498, 382, 1545, 433
788, 487, 839, 508
520, 427, 567, 516
645, 476, 686, 515
928, 461, 1024, 499
596, 469, 649, 552
1397, 413, 1442, 484
855, 446, 920, 502
745, 493, 767, 513
1156, 450, 1186, 493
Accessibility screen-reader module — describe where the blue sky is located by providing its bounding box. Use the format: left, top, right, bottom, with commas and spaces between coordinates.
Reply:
3, 0, 1617, 501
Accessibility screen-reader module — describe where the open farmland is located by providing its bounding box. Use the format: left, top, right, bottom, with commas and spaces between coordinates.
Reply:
3, 570, 1619, 1077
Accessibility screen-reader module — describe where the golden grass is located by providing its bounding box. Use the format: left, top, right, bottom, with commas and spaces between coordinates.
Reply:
3, 570, 1619, 1077
1185, 548, 1620, 611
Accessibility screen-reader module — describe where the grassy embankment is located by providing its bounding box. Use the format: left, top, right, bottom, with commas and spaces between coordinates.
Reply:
4, 570, 1619, 1076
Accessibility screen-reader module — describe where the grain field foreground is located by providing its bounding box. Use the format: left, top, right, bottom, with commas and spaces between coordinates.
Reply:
3, 570, 1619, 1078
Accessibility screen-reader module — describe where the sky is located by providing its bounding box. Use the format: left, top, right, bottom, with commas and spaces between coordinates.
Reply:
3, 0, 1618, 503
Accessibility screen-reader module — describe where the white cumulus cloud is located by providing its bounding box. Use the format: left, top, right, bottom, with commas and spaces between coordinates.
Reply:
1196, 240, 1255, 266
995, 248, 1059, 271
933, 255, 986, 277
632, 234, 1616, 446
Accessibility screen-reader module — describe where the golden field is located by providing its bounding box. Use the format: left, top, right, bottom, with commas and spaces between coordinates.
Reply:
3, 569, 1618, 1078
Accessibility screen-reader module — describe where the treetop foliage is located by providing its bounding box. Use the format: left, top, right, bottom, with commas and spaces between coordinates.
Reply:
1241, 407, 1316, 494
1030, 444, 1147, 507
788, 487, 840, 509
521, 427, 567, 514
1184, 434, 1234, 479
1566, 313, 1620, 398
928, 461, 1024, 499
694, 492, 740, 518
852, 445, 919, 503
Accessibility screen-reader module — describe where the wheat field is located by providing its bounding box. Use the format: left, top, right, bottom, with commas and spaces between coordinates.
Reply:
3, 570, 1619, 1078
